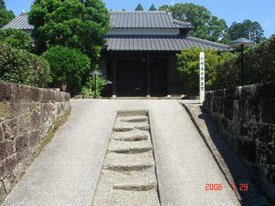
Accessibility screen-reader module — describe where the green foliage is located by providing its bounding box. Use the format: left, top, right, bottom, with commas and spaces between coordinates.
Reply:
0, 28, 32, 50
228, 19, 265, 43
0, 42, 51, 87
176, 47, 233, 94
28, 0, 110, 64
0, 0, 15, 28
42, 46, 91, 94
159, 3, 266, 43
149, 4, 157, 11
158, 5, 169, 11
80, 74, 107, 97
207, 16, 228, 42
135, 3, 144, 11
216, 35, 275, 88
159, 3, 228, 42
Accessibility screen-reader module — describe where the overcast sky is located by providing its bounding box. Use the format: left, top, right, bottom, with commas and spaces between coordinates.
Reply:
5, 0, 275, 38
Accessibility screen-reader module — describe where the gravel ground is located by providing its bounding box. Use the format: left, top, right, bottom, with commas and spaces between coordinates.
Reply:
3, 99, 239, 206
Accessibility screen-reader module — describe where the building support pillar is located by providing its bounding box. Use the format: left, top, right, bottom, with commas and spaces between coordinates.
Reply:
147, 54, 151, 97
112, 57, 117, 98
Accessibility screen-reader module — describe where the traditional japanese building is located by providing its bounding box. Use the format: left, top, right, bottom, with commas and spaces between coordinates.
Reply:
3, 10, 230, 97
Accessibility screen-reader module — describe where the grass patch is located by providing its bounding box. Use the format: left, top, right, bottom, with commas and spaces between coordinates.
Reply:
34, 107, 71, 158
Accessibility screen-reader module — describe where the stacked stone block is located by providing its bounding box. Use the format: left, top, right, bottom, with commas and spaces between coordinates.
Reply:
0, 82, 70, 203
203, 81, 275, 202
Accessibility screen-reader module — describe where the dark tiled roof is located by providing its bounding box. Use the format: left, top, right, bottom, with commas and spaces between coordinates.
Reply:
2, 11, 230, 51
110, 11, 192, 29
2, 13, 33, 30
104, 35, 231, 51
3, 11, 191, 30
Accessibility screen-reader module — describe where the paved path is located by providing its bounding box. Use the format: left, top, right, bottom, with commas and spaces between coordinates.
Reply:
3, 100, 239, 206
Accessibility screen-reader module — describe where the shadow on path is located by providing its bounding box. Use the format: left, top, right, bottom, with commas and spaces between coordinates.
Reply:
183, 104, 271, 206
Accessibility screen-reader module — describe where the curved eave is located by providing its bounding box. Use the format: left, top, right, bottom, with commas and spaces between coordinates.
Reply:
104, 35, 231, 52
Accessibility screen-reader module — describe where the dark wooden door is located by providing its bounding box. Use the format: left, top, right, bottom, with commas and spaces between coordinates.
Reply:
150, 58, 168, 96
117, 59, 147, 96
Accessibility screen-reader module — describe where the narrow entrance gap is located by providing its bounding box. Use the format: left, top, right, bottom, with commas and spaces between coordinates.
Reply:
92, 110, 160, 206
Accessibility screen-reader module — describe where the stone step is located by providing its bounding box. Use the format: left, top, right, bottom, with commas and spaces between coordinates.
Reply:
117, 110, 148, 117
111, 190, 159, 206
93, 110, 159, 206
100, 167, 157, 184
113, 135, 148, 141
113, 121, 149, 132
93, 189, 159, 206
113, 183, 157, 191
104, 163, 153, 172
108, 139, 152, 153
116, 116, 149, 123
112, 127, 133, 132
112, 129, 150, 141
109, 146, 152, 154
104, 152, 154, 167
135, 125, 150, 131
93, 167, 158, 206
112, 126, 150, 132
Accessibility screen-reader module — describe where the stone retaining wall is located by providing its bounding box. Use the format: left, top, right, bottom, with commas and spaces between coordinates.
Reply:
203, 81, 275, 202
0, 82, 70, 202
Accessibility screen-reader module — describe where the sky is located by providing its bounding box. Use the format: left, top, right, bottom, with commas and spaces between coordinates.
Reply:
5, 0, 275, 38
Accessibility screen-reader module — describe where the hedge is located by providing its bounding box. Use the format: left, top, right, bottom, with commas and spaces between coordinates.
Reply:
176, 47, 233, 94
42, 46, 91, 94
215, 35, 275, 88
0, 28, 32, 51
0, 43, 51, 87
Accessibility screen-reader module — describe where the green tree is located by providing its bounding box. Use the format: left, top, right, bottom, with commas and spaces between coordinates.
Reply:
149, 4, 157, 11
159, 3, 228, 42
207, 16, 228, 42
0, 0, 15, 28
158, 4, 169, 11
0, 43, 51, 87
0, 28, 32, 50
171, 3, 211, 40
176, 47, 232, 94
28, 0, 110, 63
228, 19, 265, 43
135, 3, 144, 11
42, 46, 91, 94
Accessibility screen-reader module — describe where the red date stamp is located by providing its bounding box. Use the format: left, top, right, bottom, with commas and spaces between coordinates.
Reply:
232, 183, 248, 191
205, 184, 223, 191
205, 183, 248, 191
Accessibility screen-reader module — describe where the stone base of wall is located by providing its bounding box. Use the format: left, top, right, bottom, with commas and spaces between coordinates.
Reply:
203, 81, 275, 202
0, 82, 70, 203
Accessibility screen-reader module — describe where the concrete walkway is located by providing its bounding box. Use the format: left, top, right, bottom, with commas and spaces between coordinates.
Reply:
3, 100, 239, 206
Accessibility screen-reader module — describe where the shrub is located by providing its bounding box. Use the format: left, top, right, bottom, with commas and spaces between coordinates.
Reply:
28, 0, 110, 64
176, 47, 233, 94
216, 35, 275, 88
0, 28, 32, 51
42, 46, 91, 94
0, 43, 51, 87
80, 75, 107, 97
